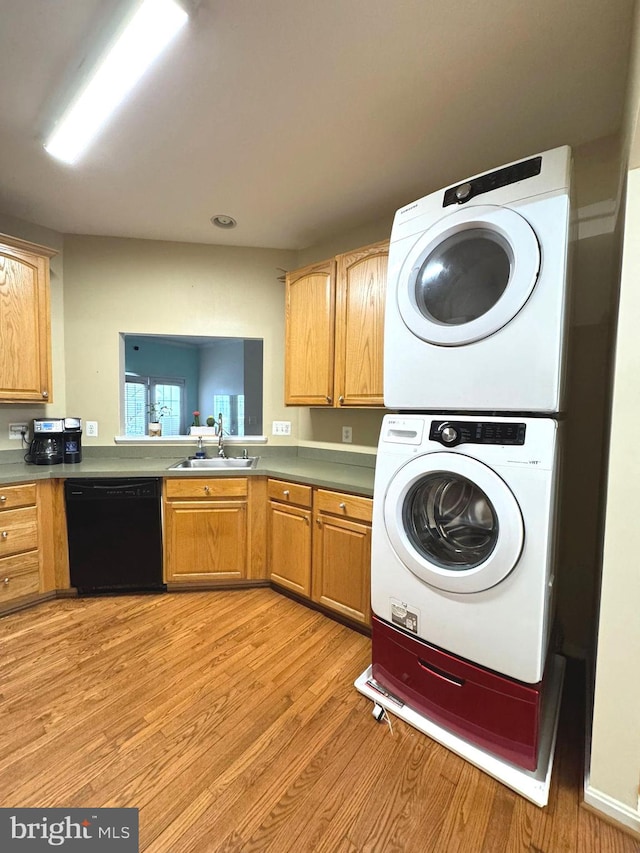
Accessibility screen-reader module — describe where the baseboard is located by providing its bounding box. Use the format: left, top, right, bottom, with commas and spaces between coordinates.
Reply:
581, 656, 640, 838
583, 784, 640, 837
0, 590, 56, 617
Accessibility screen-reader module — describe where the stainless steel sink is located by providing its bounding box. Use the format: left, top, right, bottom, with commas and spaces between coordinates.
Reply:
168, 456, 259, 470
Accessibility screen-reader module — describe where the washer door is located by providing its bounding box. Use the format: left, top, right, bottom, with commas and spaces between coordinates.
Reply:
383, 453, 524, 593
397, 205, 540, 346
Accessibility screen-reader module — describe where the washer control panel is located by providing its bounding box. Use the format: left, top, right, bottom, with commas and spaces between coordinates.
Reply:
429, 420, 526, 447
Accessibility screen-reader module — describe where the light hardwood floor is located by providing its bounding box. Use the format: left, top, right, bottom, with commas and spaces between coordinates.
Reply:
0, 590, 637, 852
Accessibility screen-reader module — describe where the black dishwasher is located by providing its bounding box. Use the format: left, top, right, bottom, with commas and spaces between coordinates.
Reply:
65, 478, 165, 595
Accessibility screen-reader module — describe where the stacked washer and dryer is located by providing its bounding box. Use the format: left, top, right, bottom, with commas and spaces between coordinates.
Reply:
364, 147, 572, 784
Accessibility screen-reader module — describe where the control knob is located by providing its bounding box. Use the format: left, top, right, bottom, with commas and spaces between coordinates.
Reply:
455, 182, 472, 201
440, 424, 458, 444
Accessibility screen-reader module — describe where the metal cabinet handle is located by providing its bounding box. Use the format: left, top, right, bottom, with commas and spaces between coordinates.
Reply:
326, 396, 332, 403
3, 577, 9, 585
1, 531, 7, 539
203, 485, 210, 493
316, 518, 322, 526
0, 495, 6, 502
41, 390, 48, 398
339, 502, 346, 510
338, 396, 344, 404
304, 516, 310, 525
283, 490, 290, 497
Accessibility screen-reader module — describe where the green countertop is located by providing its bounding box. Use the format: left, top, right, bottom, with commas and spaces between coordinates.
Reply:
0, 453, 376, 497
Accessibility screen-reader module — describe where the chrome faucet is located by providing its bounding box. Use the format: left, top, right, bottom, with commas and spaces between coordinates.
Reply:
216, 413, 226, 457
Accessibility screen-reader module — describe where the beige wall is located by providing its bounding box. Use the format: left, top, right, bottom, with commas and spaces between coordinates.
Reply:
589, 166, 640, 815
588, 0, 640, 821
0, 213, 66, 452
62, 236, 297, 447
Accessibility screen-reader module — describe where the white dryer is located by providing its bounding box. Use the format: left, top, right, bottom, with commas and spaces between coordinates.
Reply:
384, 146, 572, 413
371, 413, 562, 684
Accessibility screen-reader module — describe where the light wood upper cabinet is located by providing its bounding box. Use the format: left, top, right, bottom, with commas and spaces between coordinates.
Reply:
285, 259, 336, 406
284, 240, 388, 408
334, 241, 388, 407
0, 233, 56, 403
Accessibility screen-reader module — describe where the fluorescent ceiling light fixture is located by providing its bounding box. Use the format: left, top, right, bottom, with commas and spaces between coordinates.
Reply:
44, 0, 188, 164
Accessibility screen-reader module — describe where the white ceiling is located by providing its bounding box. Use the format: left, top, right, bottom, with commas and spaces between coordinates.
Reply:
0, 0, 635, 250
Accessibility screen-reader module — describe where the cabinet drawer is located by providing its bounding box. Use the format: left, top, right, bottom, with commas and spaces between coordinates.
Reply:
314, 489, 372, 523
165, 478, 248, 500
267, 479, 312, 508
0, 483, 37, 511
0, 506, 38, 557
0, 552, 40, 601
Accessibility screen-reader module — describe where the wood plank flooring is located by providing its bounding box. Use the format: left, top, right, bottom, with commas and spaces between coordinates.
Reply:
0, 590, 637, 852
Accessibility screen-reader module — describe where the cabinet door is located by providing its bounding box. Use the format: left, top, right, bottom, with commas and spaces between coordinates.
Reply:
0, 238, 55, 403
285, 259, 336, 406
268, 501, 312, 597
165, 500, 247, 582
334, 241, 388, 407
312, 513, 371, 627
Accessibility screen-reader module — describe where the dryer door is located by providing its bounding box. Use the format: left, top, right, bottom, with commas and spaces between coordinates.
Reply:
396, 204, 540, 346
383, 452, 524, 593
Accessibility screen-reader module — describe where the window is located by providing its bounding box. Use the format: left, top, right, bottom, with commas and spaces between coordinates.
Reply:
213, 394, 245, 437
125, 374, 185, 436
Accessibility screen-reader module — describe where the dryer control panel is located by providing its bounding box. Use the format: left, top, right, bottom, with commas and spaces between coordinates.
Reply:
443, 156, 542, 207
429, 420, 526, 447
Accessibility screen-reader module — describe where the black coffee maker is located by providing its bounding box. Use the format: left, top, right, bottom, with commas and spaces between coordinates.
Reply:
63, 417, 82, 463
28, 418, 65, 465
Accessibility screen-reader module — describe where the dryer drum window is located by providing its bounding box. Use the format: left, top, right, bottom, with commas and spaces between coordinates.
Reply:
402, 473, 499, 570
414, 228, 513, 325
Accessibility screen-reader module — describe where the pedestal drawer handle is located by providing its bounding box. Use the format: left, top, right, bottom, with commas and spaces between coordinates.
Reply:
417, 658, 465, 687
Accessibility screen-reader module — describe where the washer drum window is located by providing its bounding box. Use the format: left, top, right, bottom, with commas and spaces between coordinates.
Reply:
383, 453, 525, 593
402, 472, 499, 570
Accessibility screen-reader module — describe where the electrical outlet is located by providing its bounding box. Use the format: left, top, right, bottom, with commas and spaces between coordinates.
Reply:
272, 421, 291, 436
342, 426, 353, 443
9, 423, 29, 441
85, 421, 98, 437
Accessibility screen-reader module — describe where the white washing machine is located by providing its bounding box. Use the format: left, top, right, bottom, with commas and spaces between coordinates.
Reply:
371, 413, 562, 684
384, 146, 572, 413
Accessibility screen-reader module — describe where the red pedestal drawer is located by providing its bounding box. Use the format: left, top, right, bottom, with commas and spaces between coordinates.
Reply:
371, 616, 545, 770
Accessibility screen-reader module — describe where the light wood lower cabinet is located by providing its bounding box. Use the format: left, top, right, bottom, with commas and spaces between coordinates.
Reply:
268, 479, 312, 597
267, 478, 372, 627
164, 478, 248, 583
312, 489, 372, 627
0, 482, 41, 604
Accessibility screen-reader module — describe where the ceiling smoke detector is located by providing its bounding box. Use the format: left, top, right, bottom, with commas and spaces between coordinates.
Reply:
211, 214, 237, 229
